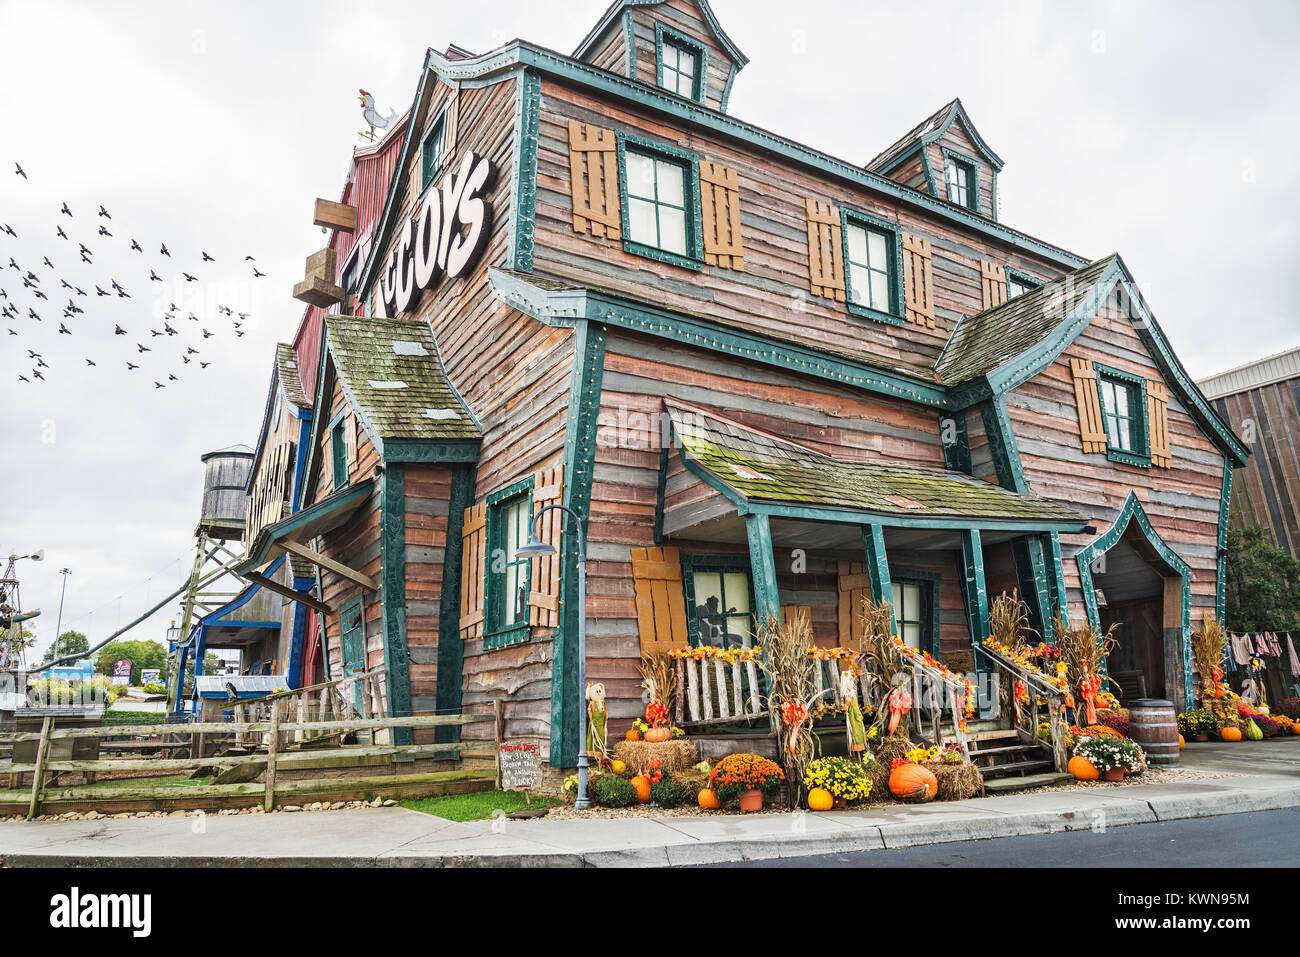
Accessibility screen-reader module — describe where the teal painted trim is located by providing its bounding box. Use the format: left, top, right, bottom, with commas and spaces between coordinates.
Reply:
653, 444, 669, 544
380, 464, 413, 745
919, 147, 939, 198
674, 445, 750, 513
1074, 492, 1193, 705
1047, 531, 1068, 629
1004, 265, 1041, 297
720, 64, 736, 113
382, 439, 482, 464
419, 105, 450, 196
862, 525, 896, 636
1011, 535, 1051, 640
615, 130, 705, 271
839, 206, 906, 326
549, 322, 607, 768
939, 411, 971, 474
743, 501, 1086, 534
890, 567, 941, 655
682, 552, 755, 648
654, 22, 708, 105
1094, 361, 1151, 467
328, 410, 348, 492
623, 9, 638, 77
1216, 463, 1233, 621
488, 267, 952, 408
979, 395, 1029, 493
234, 479, 376, 575
483, 475, 535, 650
938, 146, 981, 215
510, 70, 542, 273
745, 513, 781, 626
435, 462, 475, 743
960, 529, 990, 645
925, 100, 1005, 171
396, 44, 1087, 292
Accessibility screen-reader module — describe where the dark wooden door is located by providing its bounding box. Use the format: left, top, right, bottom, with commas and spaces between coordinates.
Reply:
1102, 596, 1164, 702
339, 597, 365, 712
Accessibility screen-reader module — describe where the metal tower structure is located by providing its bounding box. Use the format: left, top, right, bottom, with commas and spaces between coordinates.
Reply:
1, 551, 43, 671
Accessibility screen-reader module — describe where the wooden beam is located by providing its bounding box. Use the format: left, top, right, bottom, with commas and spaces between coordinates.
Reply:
313, 198, 357, 234
292, 275, 345, 308
279, 539, 379, 592
243, 571, 331, 615
862, 524, 896, 636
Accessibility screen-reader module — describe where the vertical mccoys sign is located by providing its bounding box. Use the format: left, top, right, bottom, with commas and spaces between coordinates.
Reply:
377, 149, 495, 317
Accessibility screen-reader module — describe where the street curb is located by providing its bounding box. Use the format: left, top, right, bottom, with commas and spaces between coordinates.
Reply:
3, 782, 1298, 867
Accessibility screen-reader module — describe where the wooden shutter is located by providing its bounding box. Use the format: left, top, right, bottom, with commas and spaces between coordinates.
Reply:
527, 463, 564, 629
699, 162, 744, 270
631, 545, 689, 657
837, 561, 873, 645
981, 261, 1008, 310
1070, 358, 1108, 454
805, 198, 845, 301
567, 120, 622, 240
902, 232, 935, 329
1147, 379, 1172, 467
459, 502, 487, 640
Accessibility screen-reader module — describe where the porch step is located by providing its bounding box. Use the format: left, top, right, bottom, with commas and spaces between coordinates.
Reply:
976, 757, 1054, 777
983, 772, 1074, 794
968, 744, 1038, 758
962, 728, 1021, 743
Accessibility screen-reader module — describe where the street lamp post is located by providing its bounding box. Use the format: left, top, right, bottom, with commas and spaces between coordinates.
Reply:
53, 568, 71, 662
517, 504, 589, 810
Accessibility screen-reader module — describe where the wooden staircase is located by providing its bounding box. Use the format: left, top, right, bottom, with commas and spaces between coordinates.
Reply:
964, 724, 1055, 779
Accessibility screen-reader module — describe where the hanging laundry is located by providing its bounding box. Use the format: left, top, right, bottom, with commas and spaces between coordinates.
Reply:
1265, 632, 1283, 656
1232, 633, 1254, 665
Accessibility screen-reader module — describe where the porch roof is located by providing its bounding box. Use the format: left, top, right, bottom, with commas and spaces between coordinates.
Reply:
234, 480, 374, 578
666, 400, 1087, 531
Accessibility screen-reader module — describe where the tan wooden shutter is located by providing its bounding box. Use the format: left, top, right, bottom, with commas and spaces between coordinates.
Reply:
1147, 379, 1172, 468
1070, 358, 1109, 454
459, 502, 487, 640
527, 463, 564, 629
837, 561, 872, 645
805, 198, 845, 301
902, 232, 935, 329
631, 545, 689, 657
567, 120, 622, 240
700, 162, 744, 270
981, 261, 1008, 310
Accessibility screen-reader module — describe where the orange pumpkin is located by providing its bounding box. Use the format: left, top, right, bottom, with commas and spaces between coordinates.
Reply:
625, 729, 641, 741
696, 788, 721, 810
1178, 734, 1185, 750
889, 764, 938, 802
1068, 755, 1101, 781
630, 775, 651, 803
1220, 726, 1242, 742
807, 787, 834, 811
644, 727, 671, 743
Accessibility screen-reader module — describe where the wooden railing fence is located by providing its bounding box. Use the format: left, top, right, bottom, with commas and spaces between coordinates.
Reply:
974, 643, 1068, 772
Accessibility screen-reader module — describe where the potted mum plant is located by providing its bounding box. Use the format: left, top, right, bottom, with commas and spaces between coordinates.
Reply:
802, 756, 874, 809
709, 753, 785, 812
1177, 708, 1217, 742
1074, 735, 1144, 782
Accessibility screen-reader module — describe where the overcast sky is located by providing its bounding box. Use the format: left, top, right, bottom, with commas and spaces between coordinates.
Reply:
2, 0, 1297, 664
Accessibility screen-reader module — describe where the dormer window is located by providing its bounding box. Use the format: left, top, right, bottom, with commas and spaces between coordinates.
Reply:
1006, 268, 1041, 300
1095, 365, 1151, 466
656, 25, 706, 103
421, 112, 446, 191
945, 154, 977, 211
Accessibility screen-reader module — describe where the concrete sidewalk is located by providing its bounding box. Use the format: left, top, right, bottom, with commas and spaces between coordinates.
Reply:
2, 766, 1297, 867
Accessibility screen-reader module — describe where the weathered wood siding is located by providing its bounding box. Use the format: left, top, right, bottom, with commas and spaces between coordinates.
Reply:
404, 463, 455, 715
925, 118, 997, 219
628, 0, 738, 113
1008, 297, 1227, 621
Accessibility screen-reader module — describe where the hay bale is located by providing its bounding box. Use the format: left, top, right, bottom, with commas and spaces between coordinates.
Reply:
612, 738, 698, 776
925, 760, 984, 801
868, 736, 913, 796
671, 767, 712, 803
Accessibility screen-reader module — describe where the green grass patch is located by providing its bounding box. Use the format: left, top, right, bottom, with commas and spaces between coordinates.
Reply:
400, 789, 560, 821
92, 775, 212, 790
102, 711, 167, 726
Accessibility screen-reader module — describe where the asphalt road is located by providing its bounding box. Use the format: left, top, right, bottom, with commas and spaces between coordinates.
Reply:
708, 807, 1300, 867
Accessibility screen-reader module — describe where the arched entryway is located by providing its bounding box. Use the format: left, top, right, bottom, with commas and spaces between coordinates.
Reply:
1076, 493, 1192, 710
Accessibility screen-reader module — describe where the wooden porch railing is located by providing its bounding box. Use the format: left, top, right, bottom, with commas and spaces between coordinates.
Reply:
974, 642, 1068, 772
673, 653, 767, 727
892, 652, 972, 758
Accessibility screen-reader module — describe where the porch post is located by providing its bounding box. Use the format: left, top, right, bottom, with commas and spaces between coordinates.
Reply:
1047, 532, 1069, 628
1011, 535, 1052, 641
960, 529, 990, 644
745, 513, 781, 627
862, 524, 896, 636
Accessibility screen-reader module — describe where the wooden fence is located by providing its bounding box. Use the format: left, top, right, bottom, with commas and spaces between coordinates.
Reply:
4, 709, 498, 819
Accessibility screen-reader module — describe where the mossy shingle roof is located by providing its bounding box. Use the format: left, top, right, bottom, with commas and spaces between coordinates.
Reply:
865, 98, 958, 174
935, 255, 1118, 387
324, 315, 479, 441
667, 401, 1085, 526
276, 342, 311, 409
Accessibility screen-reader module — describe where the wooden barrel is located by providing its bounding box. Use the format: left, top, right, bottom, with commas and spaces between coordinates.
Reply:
1129, 698, 1179, 767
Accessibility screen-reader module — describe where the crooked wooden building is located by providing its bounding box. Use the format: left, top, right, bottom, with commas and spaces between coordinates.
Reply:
224, 0, 1248, 769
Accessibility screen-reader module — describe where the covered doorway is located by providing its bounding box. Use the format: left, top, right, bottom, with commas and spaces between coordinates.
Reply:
1077, 494, 1192, 710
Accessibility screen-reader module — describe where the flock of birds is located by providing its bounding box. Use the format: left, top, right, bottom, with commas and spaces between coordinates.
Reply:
3, 160, 269, 389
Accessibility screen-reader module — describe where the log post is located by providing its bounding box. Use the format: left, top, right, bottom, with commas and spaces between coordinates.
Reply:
27, 716, 53, 820
263, 704, 280, 813
493, 699, 504, 789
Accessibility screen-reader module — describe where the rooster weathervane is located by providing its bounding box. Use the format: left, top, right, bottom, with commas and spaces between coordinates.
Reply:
358, 89, 398, 142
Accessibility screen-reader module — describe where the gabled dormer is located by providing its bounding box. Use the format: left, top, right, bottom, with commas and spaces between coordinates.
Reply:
866, 98, 1004, 220
573, 0, 748, 113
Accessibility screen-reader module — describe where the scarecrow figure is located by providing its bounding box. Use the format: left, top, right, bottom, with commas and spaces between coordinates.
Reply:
585, 682, 608, 761
840, 669, 866, 753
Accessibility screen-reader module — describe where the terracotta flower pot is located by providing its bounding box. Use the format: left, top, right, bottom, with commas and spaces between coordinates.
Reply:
1193, 734, 1209, 742
1102, 767, 1125, 782
738, 788, 764, 813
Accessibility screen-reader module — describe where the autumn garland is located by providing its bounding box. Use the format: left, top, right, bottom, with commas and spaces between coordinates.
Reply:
892, 637, 977, 729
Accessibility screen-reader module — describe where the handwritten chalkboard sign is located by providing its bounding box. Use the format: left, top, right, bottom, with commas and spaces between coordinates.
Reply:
499, 741, 542, 792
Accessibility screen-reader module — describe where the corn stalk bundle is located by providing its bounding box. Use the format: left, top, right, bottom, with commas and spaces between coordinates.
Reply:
756, 611, 819, 807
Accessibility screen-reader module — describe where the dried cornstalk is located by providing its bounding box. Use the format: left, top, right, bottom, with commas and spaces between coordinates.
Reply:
1052, 613, 1118, 700
989, 589, 1036, 651
1191, 617, 1227, 699
855, 593, 909, 738
755, 611, 819, 807
638, 652, 676, 713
